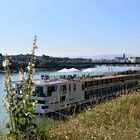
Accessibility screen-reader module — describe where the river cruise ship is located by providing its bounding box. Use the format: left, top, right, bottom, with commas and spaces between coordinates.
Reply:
15, 70, 140, 114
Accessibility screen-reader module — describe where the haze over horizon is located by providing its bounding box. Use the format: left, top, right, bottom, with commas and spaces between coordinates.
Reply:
0, 0, 140, 56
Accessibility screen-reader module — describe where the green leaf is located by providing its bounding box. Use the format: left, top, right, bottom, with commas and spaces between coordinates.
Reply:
6, 123, 11, 129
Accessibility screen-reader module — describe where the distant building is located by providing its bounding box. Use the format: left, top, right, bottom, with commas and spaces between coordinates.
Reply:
128, 57, 140, 63
115, 53, 128, 62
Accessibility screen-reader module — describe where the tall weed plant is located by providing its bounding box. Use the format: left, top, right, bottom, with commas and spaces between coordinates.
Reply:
2, 36, 38, 138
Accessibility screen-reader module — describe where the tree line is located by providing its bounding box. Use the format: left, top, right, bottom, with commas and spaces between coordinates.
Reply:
0, 54, 94, 71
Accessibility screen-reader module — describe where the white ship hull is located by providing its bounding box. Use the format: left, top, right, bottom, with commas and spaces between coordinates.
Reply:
15, 71, 140, 114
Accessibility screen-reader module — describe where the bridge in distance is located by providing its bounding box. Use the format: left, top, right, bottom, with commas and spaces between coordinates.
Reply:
92, 62, 140, 66
58, 62, 140, 69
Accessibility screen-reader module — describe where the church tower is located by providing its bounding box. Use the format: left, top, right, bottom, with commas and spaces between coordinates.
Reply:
123, 53, 125, 59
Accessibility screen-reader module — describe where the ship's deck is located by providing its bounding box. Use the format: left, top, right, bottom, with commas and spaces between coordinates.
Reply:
34, 79, 69, 85
33, 70, 140, 85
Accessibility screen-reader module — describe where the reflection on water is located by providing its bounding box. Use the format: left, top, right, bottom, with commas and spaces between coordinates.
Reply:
0, 66, 140, 128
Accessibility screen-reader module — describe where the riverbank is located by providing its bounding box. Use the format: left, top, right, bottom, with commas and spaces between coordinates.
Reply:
47, 93, 140, 140
1, 92, 140, 139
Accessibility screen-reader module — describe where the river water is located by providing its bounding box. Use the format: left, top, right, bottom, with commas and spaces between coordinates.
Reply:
0, 66, 140, 129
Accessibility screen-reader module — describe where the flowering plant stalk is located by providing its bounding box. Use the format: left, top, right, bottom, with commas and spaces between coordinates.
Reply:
3, 36, 38, 137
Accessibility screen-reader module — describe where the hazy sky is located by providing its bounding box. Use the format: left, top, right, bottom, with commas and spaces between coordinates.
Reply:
0, 0, 140, 57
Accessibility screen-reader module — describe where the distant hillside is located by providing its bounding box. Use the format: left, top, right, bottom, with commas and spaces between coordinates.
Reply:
47, 93, 140, 140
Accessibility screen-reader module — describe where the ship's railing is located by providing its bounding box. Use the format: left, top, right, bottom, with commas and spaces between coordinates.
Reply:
13, 70, 140, 84
38, 70, 140, 82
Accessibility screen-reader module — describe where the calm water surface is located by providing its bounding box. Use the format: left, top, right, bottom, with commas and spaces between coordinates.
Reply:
0, 66, 140, 128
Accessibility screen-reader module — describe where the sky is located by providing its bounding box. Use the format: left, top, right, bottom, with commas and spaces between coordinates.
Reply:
0, 0, 140, 57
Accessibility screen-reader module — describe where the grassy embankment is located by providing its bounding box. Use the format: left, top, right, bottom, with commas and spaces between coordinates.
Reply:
1, 92, 140, 140
47, 93, 140, 140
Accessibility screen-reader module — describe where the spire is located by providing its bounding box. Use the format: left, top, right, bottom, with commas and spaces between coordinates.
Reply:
123, 53, 125, 59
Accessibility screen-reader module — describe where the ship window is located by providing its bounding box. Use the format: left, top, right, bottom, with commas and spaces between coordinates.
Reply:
41, 106, 48, 109
107, 87, 112, 94
116, 85, 120, 91
82, 84, 85, 90
85, 91, 88, 99
112, 86, 115, 92
86, 81, 91, 87
60, 85, 67, 95
69, 84, 71, 92
47, 86, 57, 96
85, 82, 87, 87
104, 79, 107, 84
85, 90, 93, 99
60, 96, 66, 102
98, 80, 102, 85
95, 89, 101, 96
137, 75, 140, 79
102, 88, 107, 95
116, 78, 119, 82
120, 77, 124, 81
112, 78, 116, 82
37, 100, 45, 104
108, 79, 112, 83
94, 90, 99, 97
126, 77, 129, 80
93, 81, 97, 86
36, 86, 44, 97
73, 84, 76, 91
93, 81, 98, 86
135, 81, 139, 86
102, 79, 106, 84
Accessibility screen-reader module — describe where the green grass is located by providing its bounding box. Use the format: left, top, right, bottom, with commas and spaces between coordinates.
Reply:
35, 116, 60, 131
47, 93, 140, 140
1, 93, 140, 140
0, 126, 3, 140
